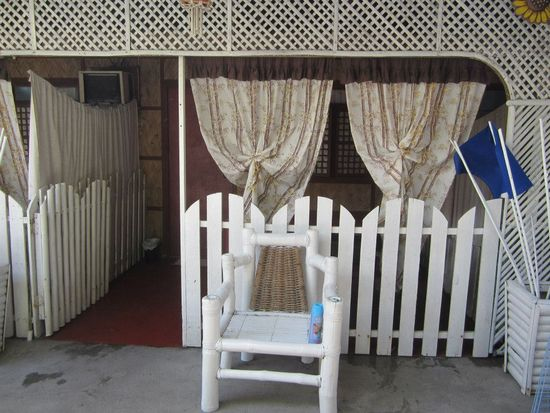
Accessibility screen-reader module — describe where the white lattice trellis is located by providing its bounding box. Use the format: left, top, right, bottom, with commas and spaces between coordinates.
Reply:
337, 0, 439, 51
34, 0, 128, 51
0, 1, 32, 51
231, 0, 334, 51
130, 0, 227, 51
442, 0, 549, 100
492, 103, 550, 351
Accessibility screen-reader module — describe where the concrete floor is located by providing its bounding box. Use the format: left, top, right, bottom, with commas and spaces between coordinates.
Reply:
0, 339, 531, 413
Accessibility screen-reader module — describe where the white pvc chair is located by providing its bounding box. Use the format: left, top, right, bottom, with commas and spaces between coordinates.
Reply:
201, 228, 343, 413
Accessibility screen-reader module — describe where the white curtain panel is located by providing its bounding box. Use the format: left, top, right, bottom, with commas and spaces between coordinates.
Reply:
191, 77, 332, 220
28, 71, 139, 199
346, 81, 486, 211
0, 80, 28, 207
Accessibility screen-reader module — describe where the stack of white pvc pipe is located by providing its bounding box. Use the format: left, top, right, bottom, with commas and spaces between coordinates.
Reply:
451, 120, 549, 299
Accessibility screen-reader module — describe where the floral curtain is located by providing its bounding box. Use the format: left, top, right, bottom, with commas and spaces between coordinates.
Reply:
191, 77, 332, 220
0, 80, 28, 207
345, 80, 486, 211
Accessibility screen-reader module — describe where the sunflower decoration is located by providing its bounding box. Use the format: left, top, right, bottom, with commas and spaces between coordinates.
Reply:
513, 0, 550, 24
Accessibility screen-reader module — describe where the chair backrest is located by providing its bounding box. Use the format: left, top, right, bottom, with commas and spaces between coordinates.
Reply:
241, 228, 320, 312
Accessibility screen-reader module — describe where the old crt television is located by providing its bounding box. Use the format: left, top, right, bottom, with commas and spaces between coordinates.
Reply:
79, 71, 130, 105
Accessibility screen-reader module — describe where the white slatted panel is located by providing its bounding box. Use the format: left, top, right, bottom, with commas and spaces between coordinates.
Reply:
0, 265, 9, 350
67, 185, 76, 319
377, 198, 401, 355
293, 197, 310, 235
8, 197, 30, 338
184, 200, 201, 347
421, 207, 448, 357
337, 206, 355, 354
316, 197, 333, 257
26, 197, 41, 337
0, 193, 11, 341
397, 199, 424, 356
473, 199, 502, 357
47, 187, 60, 332
60, 184, 71, 320
493, 105, 550, 352
355, 207, 379, 354
228, 194, 244, 311
446, 207, 476, 357
206, 193, 222, 294
271, 205, 288, 234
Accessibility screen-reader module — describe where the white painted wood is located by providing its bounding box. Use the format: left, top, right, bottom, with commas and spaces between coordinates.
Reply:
355, 207, 379, 354
473, 199, 503, 357
421, 207, 448, 357
0, 192, 12, 339
9, 197, 30, 338
207, 193, 222, 294
54, 185, 65, 326
178, 56, 187, 347
184, 200, 201, 347
228, 194, 244, 311
74, 192, 82, 315
377, 198, 401, 355
271, 205, 288, 234
337, 205, 354, 354
26, 196, 41, 336
294, 197, 310, 235
34, 208, 45, 322
38, 190, 52, 336
398, 199, 424, 356
46, 187, 60, 331
60, 184, 71, 320
316, 197, 333, 257
446, 207, 476, 357
105, 184, 111, 293
99, 181, 107, 297
67, 185, 76, 319
250, 204, 265, 235
85, 185, 92, 309
91, 181, 98, 304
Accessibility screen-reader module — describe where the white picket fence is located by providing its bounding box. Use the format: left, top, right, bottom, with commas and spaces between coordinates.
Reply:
0, 169, 145, 339
183, 193, 503, 357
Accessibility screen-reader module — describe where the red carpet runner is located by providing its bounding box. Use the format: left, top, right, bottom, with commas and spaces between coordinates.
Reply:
52, 262, 181, 347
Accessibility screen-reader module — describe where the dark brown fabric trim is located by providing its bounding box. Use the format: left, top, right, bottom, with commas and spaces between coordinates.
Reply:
187, 57, 499, 85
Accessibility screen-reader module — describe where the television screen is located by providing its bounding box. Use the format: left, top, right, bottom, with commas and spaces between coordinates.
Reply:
82, 73, 122, 104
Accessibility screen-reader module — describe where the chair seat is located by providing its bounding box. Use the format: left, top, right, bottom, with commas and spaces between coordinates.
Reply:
223, 311, 310, 344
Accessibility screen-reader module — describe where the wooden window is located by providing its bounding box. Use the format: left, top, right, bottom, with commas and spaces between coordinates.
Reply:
313, 103, 371, 181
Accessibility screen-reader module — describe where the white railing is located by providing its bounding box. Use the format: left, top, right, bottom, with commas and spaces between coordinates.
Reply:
0, 169, 146, 339
183, 193, 503, 358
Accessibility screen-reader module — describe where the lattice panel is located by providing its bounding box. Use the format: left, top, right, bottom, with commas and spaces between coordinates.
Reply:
34, 0, 128, 51
15, 105, 31, 160
130, 0, 227, 51
314, 125, 330, 176
335, 110, 368, 176
338, 0, 438, 51
231, 0, 334, 50
492, 104, 550, 351
0, 1, 32, 50
442, 0, 550, 100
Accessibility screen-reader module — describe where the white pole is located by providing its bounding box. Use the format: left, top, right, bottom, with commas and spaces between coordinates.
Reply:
495, 127, 538, 297
178, 56, 188, 347
539, 119, 550, 246
0, 129, 7, 166
450, 140, 526, 287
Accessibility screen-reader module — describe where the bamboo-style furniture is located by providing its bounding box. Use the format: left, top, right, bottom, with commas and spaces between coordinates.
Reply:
201, 228, 343, 412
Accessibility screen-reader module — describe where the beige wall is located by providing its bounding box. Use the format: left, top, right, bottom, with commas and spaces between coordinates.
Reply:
0, 56, 177, 247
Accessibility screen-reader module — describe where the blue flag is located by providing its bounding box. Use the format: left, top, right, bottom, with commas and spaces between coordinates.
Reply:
454, 124, 533, 199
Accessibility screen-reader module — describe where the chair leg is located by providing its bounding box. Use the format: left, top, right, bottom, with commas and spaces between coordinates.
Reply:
201, 347, 220, 412
241, 352, 254, 362
220, 351, 232, 369
319, 353, 338, 413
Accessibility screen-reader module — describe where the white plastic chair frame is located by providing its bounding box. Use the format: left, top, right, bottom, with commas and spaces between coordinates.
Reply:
201, 229, 343, 413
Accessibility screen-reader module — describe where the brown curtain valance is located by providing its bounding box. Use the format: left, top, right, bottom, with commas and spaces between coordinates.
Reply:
187, 57, 499, 85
